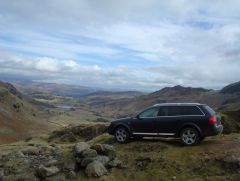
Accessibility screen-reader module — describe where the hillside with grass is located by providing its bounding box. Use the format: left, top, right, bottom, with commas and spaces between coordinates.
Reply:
0, 81, 56, 144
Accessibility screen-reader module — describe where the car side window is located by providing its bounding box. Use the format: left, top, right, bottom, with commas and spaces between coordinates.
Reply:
138, 107, 159, 118
158, 106, 180, 116
180, 106, 204, 115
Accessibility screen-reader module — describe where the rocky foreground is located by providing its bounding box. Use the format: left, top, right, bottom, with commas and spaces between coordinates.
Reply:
0, 124, 240, 181
0, 141, 124, 181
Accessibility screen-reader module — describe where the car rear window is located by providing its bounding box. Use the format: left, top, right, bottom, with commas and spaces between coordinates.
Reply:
180, 106, 204, 116
203, 105, 216, 115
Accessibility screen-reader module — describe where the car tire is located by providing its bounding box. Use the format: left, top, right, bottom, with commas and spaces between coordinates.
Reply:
114, 126, 130, 143
180, 127, 200, 146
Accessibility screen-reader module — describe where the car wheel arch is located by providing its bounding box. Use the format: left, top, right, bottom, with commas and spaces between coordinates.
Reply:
178, 123, 202, 137
113, 124, 131, 135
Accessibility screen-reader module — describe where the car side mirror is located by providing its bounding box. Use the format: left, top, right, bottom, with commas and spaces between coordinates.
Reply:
136, 115, 141, 120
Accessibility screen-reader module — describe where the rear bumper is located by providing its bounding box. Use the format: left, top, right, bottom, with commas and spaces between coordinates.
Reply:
212, 124, 223, 135
204, 124, 223, 136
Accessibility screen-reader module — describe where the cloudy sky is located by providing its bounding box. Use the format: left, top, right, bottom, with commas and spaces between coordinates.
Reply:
0, 0, 240, 91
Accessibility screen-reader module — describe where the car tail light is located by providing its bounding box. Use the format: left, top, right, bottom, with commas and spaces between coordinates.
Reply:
209, 117, 217, 124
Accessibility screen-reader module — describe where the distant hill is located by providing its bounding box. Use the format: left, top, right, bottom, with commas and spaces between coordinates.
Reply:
89, 84, 240, 118
81, 91, 144, 107
13, 82, 98, 98
221, 81, 240, 94
0, 81, 55, 144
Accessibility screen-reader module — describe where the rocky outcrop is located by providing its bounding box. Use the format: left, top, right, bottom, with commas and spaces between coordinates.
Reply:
0, 142, 123, 180
48, 124, 108, 142
75, 142, 90, 154
219, 155, 240, 171
37, 165, 60, 178
85, 161, 108, 177
74, 142, 124, 178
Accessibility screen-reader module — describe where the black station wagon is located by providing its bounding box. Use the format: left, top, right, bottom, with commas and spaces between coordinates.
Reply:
108, 103, 223, 145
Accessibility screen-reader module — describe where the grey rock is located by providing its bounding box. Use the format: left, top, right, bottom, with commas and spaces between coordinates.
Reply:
11, 173, 39, 181
64, 157, 76, 170
95, 156, 110, 166
4, 150, 25, 158
37, 165, 60, 178
74, 142, 90, 155
45, 159, 59, 167
91, 144, 116, 159
221, 155, 240, 170
22, 147, 41, 156
75, 157, 82, 164
45, 173, 66, 181
14, 151, 25, 158
85, 161, 108, 178
223, 155, 240, 165
60, 132, 77, 142
135, 156, 152, 168
107, 158, 124, 168
0, 170, 4, 180
66, 170, 77, 179
82, 149, 98, 158
81, 157, 96, 168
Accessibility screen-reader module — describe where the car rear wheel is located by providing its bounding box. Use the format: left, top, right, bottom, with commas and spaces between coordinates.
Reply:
180, 127, 200, 146
114, 127, 129, 143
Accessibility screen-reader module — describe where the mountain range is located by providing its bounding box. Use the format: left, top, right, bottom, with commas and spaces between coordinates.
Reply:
0, 79, 240, 143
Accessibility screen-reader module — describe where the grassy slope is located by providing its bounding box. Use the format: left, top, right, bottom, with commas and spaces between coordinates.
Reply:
80, 134, 240, 181
0, 83, 56, 144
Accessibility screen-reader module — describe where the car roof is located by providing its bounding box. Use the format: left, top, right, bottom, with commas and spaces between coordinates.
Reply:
153, 103, 205, 107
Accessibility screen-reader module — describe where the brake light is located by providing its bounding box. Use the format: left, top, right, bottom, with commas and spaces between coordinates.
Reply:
209, 117, 217, 124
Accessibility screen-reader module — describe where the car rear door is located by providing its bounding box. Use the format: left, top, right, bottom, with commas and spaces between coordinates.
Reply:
155, 106, 181, 135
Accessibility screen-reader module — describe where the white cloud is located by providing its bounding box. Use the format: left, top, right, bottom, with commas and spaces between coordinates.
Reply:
0, 0, 240, 90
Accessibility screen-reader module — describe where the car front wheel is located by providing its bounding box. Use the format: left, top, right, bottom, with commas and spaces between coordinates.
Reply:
180, 127, 200, 146
114, 126, 129, 143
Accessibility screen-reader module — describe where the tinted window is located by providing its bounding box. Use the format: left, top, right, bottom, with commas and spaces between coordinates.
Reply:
158, 106, 180, 116
180, 106, 204, 115
203, 105, 216, 115
139, 107, 159, 118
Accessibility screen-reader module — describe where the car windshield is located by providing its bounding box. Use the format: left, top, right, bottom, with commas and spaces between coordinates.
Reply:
138, 107, 159, 118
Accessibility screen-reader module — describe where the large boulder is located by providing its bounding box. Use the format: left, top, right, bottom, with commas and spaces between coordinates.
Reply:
85, 161, 108, 178
220, 155, 240, 171
91, 144, 116, 159
107, 158, 124, 168
37, 165, 60, 178
74, 142, 90, 155
66, 170, 77, 179
82, 149, 98, 158
81, 157, 96, 167
22, 147, 41, 155
81, 155, 110, 168
95, 156, 110, 166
